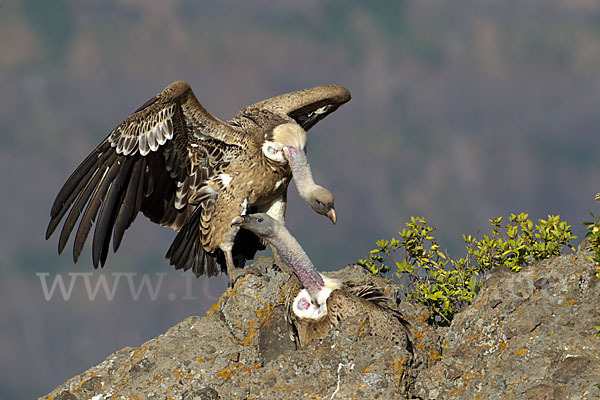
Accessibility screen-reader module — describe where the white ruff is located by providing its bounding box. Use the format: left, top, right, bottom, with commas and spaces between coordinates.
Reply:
293, 289, 328, 319
322, 275, 342, 291
292, 274, 342, 320
262, 140, 286, 162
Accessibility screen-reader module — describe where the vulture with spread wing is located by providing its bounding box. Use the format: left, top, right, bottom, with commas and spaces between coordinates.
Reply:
46, 81, 350, 285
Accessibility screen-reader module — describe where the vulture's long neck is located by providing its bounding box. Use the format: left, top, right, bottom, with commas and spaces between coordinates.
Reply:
284, 146, 320, 200
268, 223, 324, 302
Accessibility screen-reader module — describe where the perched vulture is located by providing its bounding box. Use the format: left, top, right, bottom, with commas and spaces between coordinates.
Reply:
231, 213, 412, 349
46, 81, 350, 285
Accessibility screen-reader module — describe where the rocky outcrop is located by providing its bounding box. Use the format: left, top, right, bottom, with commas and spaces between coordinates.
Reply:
413, 245, 600, 399
42, 248, 600, 399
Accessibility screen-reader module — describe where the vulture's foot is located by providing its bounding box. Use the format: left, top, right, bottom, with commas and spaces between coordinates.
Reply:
228, 266, 261, 287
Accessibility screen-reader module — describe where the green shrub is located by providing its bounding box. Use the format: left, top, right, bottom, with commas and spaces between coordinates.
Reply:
359, 213, 576, 326
583, 211, 600, 279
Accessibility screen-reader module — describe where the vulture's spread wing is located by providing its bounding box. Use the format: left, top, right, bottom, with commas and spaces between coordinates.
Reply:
237, 84, 351, 131
46, 81, 242, 268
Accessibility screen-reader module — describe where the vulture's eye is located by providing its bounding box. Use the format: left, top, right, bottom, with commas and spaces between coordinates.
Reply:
316, 200, 323, 206
257, 217, 264, 223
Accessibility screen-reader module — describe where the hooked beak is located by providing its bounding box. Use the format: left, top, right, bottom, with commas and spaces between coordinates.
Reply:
327, 208, 337, 225
230, 215, 249, 227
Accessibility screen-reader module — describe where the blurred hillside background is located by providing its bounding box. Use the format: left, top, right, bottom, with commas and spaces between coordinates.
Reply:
3, 0, 600, 397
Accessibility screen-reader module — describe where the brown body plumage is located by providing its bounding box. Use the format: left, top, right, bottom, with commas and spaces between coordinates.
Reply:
47, 81, 350, 285
284, 275, 412, 349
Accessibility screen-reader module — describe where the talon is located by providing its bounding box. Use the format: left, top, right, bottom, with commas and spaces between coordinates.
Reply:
272, 259, 292, 274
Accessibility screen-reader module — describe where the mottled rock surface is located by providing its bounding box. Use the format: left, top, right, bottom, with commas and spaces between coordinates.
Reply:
42, 248, 600, 399
414, 245, 600, 399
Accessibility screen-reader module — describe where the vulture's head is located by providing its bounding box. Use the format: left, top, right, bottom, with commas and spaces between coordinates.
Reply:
307, 186, 336, 224
230, 213, 277, 239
